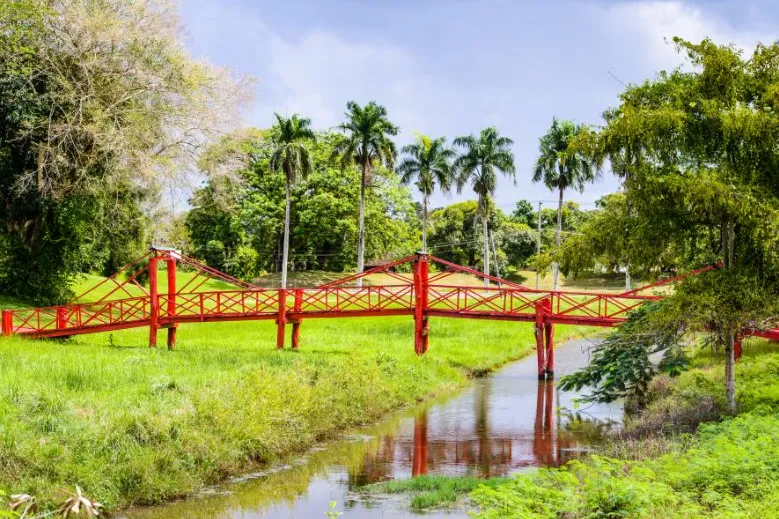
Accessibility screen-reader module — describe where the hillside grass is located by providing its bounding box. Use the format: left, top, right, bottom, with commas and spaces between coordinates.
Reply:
0, 302, 592, 513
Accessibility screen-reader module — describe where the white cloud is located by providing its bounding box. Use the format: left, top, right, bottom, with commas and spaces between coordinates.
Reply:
601, 1, 770, 72
261, 31, 426, 130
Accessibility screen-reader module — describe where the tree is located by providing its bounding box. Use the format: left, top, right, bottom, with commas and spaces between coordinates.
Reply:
511, 199, 535, 227
453, 127, 516, 286
190, 130, 418, 276
533, 118, 596, 291
398, 135, 455, 252
269, 114, 315, 288
332, 101, 398, 287
0, 0, 246, 302
564, 38, 779, 413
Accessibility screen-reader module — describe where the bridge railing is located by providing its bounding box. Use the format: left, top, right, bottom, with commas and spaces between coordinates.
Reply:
426, 285, 660, 322
294, 285, 415, 314
160, 290, 280, 321
3, 295, 151, 336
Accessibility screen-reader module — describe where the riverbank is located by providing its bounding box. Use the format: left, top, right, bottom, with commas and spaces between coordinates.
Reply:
0, 315, 593, 513
464, 339, 779, 518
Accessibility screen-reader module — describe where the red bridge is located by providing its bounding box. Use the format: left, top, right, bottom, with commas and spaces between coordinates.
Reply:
2, 247, 774, 378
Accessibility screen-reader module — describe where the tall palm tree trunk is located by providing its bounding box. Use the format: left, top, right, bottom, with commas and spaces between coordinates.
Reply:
281, 179, 291, 289
481, 198, 490, 289
553, 185, 563, 291
356, 163, 368, 288
422, 193, 428, 253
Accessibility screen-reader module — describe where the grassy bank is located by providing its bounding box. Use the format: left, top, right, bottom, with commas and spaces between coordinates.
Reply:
361, 475, 510, 510
0, 311, 591, 513
464, 339, 779, 518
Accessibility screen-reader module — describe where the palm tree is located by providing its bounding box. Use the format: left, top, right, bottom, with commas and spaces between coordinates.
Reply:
332, 101, 398, 287
398, 135, 455, 253
269, 113, 315, 289
454, 127, 516, 286
533, 118, 595, 291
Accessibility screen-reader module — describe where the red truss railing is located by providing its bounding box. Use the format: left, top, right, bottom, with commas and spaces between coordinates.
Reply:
1, 249, 773, 378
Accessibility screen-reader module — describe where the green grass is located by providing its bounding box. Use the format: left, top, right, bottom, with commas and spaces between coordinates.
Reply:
361, 475, 510, 510
469, 339, 779, 519
0, 310, 592, 513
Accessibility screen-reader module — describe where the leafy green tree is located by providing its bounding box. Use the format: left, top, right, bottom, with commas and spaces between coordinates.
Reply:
398, 135, 455, 252
190, 130, 417, 277
533, 118, 596, 290
0, 0, 244, 302
564, 38, 779, 412
332, 102, 398, 286
511, 199, 535, 227
269, 113, 315, 288
185, 179, 247, 275
453, 127, 516, 285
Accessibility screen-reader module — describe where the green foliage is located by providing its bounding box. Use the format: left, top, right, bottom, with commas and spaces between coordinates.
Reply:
453, 127, 516, 218
472, 409, 779, 518
0, 0, 238, 303
558, 303, 686, 408
188, 131, 418, 274
398, 135, 455, 198
533, 118, 596, 196
361, 475, 509, 510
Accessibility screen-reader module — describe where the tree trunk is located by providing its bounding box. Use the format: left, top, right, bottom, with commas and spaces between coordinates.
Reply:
553, 185, 564, 291
722, 217, 737, 413
281, 179, 291, 289
725, 331, 737, 413
422, 193, 428, 254
356, 162, 368, 288
481, 198, 490, 289
624, 168, 631, 291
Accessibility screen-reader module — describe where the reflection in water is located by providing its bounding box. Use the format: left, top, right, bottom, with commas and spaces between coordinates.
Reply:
124, 339, 620, 519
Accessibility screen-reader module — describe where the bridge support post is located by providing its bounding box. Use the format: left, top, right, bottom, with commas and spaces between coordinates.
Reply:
149, 255, 159, 348
166, 255, 177, 350
414, 254, 429, 355
276, 289, 287, 349
56, 306, 67, 331
535, 299, 554, 379
735, 333, 743, 361
291, 289, 302, 350
2, 310, 12, 336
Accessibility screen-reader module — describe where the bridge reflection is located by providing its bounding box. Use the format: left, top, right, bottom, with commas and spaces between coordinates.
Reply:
349, 376, 615, 486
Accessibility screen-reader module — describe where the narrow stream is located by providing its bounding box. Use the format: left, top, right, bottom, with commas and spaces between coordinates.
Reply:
123, 338, 621, 519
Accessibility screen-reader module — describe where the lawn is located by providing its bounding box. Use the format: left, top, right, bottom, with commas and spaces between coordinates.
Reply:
0, 297, 591, 513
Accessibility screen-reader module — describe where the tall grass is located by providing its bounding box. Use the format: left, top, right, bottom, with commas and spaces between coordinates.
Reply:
470, 340, 779, 518
0, 315, 586, 512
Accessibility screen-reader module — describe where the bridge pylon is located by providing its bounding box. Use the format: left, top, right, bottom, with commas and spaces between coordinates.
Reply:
535, 299, 555, 379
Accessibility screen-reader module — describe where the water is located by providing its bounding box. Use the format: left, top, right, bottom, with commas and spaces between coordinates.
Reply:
123, 339, 621, 519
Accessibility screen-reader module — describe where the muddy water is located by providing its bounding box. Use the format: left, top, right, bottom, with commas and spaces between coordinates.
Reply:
123, 339, 621, 519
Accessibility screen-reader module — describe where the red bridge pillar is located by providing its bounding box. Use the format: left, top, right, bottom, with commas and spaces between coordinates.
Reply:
2, 310, 12, 336
535, 298, 555, 379
735, 333, 743, 361
414, 254, 429, 355
291, 289, 303, 350
149, 255, 159, 348
166, 255, 177, 350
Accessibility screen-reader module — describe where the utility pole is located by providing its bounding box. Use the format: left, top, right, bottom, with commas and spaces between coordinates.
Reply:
490, 230, 501, 287
536, 201, 542, 290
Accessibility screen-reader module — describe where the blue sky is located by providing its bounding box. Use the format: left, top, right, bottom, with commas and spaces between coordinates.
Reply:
180, 0, 777, 212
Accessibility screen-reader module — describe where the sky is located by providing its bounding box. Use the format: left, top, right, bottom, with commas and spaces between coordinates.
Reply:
179, 0, 778, 213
